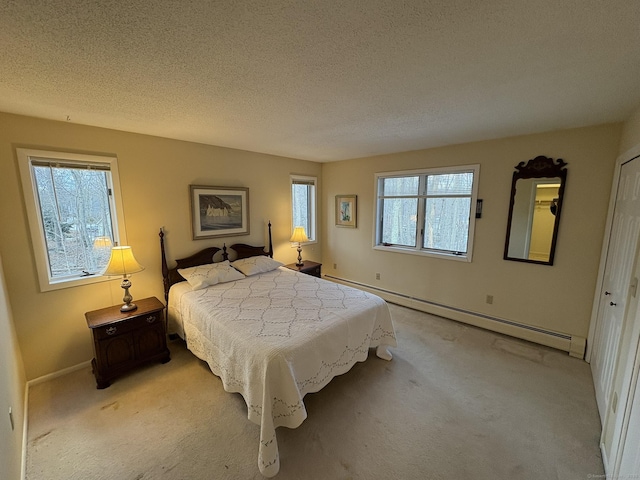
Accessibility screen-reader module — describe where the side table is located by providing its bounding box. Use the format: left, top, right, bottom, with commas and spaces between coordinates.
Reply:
85, 296, 170, 389
284, 260, 322, 278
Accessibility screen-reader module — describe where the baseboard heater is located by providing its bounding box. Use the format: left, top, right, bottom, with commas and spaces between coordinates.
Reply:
324, 274, 586, 359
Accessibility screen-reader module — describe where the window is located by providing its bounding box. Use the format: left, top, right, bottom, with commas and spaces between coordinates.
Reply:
290, 175, 317, 242
18, 149, 127, 291
374, 165, 480, 261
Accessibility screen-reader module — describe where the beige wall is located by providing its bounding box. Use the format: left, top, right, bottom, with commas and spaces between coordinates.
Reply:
0, 254, 26, 480
321, 124, 621, 341
0, 112, 322, 380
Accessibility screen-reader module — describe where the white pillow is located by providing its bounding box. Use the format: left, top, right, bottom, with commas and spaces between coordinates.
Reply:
231, 256, 284, 276
178, 260, 245, 290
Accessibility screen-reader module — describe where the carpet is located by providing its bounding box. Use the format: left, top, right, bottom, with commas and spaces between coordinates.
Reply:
25, 304, 604, 479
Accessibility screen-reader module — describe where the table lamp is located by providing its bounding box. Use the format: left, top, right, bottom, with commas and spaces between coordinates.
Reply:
289, 226, 309, 267
104, 246, 144, 312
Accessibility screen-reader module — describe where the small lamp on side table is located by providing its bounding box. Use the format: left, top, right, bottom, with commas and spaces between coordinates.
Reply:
289, 226, 309, 267
104, 246, 145, 312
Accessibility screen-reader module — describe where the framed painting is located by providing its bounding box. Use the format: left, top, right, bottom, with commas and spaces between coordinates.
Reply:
190, 185, 250, 239
335, 194, 357, 228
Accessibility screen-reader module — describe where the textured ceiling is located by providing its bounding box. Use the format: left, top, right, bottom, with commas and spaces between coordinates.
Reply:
1, 0, 639, 162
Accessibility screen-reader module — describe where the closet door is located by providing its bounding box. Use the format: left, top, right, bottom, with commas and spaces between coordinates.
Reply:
591, 157, 640, 420
601, 240, 640, 473
617, 361, 640, 476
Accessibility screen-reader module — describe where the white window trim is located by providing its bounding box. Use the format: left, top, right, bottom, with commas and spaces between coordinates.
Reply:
290, 174, 318, 245
373, 164, 480, 262
18, 148, 128, 292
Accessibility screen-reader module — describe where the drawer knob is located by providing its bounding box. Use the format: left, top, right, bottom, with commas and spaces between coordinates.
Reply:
106, 326, 117, 335
146, 315, 156, 323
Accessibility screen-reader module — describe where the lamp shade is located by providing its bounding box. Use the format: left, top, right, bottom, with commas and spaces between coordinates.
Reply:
289, 226, 309, 243
104, 246, 144, 276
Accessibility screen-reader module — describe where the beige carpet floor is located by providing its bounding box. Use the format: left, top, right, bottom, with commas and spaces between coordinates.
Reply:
26, 304, 604, 479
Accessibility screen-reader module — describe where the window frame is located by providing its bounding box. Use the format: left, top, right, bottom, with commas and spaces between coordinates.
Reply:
373, 164, 480, 262
290, 174, 318, 244
18, 148, 128, 292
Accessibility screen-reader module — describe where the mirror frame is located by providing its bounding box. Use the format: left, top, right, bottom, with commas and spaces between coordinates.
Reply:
503, 155, 568, 266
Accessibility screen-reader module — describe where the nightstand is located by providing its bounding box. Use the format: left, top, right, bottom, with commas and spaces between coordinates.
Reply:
284, 260, 322, 278
85, 296, 170, 389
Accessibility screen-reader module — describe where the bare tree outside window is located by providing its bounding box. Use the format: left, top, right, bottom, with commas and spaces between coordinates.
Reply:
291, 176, 317, 241
375, 166, 479, 260
380, 176, 419, 246
33, 165, 115, 278
424, 173, 473, 253
19, 148, 125, 291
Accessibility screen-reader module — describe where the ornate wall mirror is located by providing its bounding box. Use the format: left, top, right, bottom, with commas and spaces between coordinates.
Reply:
504, 156, 567, 265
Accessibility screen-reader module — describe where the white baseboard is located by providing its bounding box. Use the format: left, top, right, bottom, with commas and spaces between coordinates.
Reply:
600, 441, 610, 476
21, 382, 29, 480
324, 274, 586, 358
27, 359, 92, 387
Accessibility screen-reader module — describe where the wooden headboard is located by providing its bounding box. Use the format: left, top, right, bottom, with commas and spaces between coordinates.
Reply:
160, 221, 273, 304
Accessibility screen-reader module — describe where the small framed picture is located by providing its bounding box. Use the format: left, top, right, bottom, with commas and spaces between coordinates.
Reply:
190, 185, 250, 239
335, 194, 357, 228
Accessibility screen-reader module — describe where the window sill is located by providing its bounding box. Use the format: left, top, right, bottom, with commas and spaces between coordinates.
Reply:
38, 274, 113, 292
373, 245, 472, 262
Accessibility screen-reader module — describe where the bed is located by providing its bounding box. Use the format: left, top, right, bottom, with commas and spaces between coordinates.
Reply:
160, 224, 397, 477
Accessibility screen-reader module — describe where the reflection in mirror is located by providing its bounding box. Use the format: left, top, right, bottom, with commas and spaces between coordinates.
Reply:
504, 156, 567, 266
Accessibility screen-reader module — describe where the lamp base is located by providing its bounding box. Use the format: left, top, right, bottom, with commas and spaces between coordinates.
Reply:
296, 245, 304, 267
120, 277, 137, 312
120, 302, 138, 312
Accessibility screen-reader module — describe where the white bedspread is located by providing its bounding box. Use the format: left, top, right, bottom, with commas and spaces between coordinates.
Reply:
168, 267, 397, 477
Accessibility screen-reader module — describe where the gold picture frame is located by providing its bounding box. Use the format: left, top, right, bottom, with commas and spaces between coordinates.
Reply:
190, 185, 250, 239
335, 194, 357, 228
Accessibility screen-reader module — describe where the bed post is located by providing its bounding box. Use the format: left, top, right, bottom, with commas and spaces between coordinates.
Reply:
268, 221, 273, 258
160, 228, 169, 305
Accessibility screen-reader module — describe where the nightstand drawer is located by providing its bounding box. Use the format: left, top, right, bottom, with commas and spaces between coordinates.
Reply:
93, 311, 162, 340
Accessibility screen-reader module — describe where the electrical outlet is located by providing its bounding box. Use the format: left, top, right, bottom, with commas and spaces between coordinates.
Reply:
375, 273, 381, 280
486, 295, 494, 305
333, 263, 337, 269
